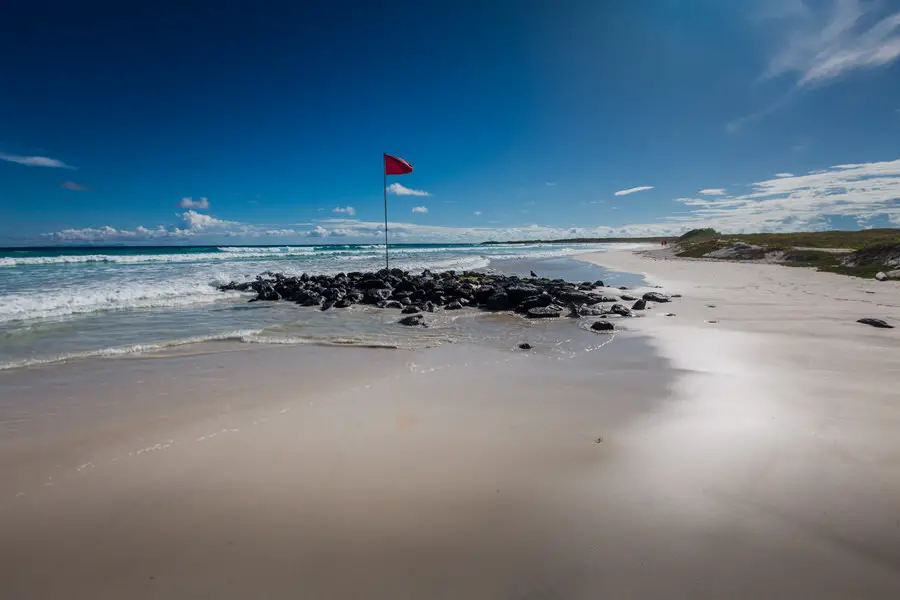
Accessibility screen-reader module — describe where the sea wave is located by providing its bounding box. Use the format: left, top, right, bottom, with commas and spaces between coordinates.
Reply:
0, 249, 319, 267
0, 328, 411, 371
0, 279, 246, 324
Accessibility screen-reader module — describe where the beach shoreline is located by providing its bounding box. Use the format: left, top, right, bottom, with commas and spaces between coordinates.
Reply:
3, 248, 900, 597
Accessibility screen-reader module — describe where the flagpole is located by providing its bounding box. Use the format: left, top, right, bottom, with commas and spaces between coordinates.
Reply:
383, 153, 389, 270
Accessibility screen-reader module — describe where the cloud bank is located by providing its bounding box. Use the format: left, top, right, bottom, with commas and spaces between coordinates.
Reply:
39, 158, 900, 244
332, 206, 356, 216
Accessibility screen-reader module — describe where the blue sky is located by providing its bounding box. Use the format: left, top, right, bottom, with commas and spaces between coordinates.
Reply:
1, 0, 899, 245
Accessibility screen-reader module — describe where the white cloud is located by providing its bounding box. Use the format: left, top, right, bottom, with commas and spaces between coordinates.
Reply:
411, 206, 428, 213
671, 158, 900, 232
179, 210, 233, 230
178, 197, 210, 209
775, 172, 795, 177
474, 211, 482, 215
306, 225, 329, 238
386, 182, 431, 196
698, 188, 727, 196
60, 181, 90, 191
614, 186, 654, 196
0, 153, 75, 169
332, 206, 356, 216
764, 0, 900, 87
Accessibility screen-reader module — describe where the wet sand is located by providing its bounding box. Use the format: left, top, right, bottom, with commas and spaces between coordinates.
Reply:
1, 330, 675, 599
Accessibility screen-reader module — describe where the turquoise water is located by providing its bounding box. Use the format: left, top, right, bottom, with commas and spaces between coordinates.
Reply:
0, 243, 646, 369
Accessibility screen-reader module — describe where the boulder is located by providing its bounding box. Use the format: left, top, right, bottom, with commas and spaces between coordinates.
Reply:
875, 270, 900, 281
505, 284, 541, 305
320, 299, 335, 311
359, 278, 390, 290
620, 294, 638, 301
383, 300, 403, 310
555, 289, 595, 304
333, 298, 353, 308
401, 305, 421, 314
473, 286, 497, 304
593, 280, 605, 288
363, 288, 392, 304
526, 306, 562, 319
631, 299, 647, 311
398, 314, 425, 326
591, 320, 615, 332
610, 303, 634, 317
485, 292, 511, 311
642, 292, 670, 303
518, 343, 533, 350
423, 301, 436, 313
445, 301, 463, 310
857, 318, 893, 329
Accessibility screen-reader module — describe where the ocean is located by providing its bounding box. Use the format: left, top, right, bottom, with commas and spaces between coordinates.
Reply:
0, 243, 646, 370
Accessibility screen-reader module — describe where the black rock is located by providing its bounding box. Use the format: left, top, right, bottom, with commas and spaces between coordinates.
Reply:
363, 288, 392, 304
517, 293, 553, 312
526, 306, 562, 319
620, 294, 638, 301
485, 292, 510, 311
593, 280, 605, 288
445, 301, 463, 310
555, 289, 595, 304
359, 278, 390, 290
610, 303, 634, 317
619, 286, 628, 290
518, 343, 533, 350
631, 299, 647, 310
473, 286, 497, 304
423, 301, 436, 313
506, 284, 541, 305
401, 305, 421, 314
398, 314, 426, 327
857, 318, 893, 328
383, 300, 403, 310
334, 298, 353, 308
597, 296, 619, 303
642, 292, 670, 303
591, 320, 615, 332
320, 299, 335, 311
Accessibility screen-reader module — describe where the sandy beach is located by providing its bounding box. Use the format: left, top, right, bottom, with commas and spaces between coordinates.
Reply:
2, 251, 900, 598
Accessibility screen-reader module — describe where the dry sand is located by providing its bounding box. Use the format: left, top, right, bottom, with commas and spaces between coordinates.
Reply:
2, 250, 900, 599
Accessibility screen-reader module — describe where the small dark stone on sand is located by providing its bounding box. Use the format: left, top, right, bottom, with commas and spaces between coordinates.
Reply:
591, 320, 615, 332
621, 294, 638, 301
631, 299, 647, 311
664, 313, 676, 317
518, 343, 532, 350
857, 318, 893, 328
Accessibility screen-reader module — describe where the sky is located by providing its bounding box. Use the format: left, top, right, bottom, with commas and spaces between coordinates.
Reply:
1, 0, 899, 245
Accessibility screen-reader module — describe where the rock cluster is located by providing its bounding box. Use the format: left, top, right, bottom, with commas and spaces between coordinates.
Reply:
217, 269, 665, 323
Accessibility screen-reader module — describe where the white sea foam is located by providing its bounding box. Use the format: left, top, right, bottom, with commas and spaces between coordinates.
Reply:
0, 278, 245, 324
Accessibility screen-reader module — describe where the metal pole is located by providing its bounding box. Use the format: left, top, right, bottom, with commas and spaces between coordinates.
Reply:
383, 153, 389, 270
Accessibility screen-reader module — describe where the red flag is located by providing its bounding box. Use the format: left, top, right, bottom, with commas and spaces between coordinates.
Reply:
384, 153, 413, 175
